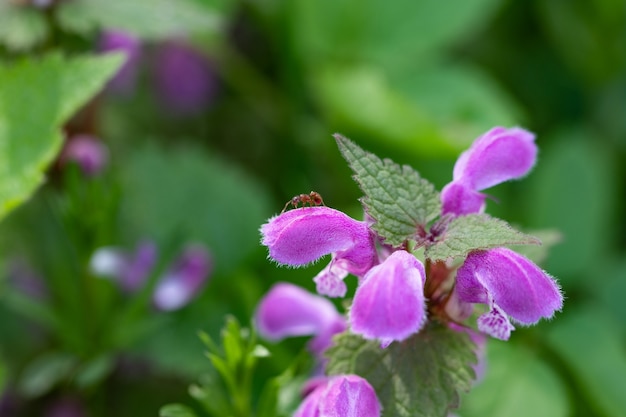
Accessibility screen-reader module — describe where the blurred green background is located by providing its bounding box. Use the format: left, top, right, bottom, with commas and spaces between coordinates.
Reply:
0, 0, 625, 416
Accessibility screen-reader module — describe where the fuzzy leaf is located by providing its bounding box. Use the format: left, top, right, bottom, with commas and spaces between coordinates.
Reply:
425, 214, 540, 261
326, 323, 476, 417
56, 0, 221, 40
0, 53, 123, 223
335, 134, 441, 247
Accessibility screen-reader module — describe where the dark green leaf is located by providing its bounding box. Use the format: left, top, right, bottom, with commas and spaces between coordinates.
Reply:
545, 306, 626, 417
326, 323, 476, 417
0, 53, 123, 223
460, 341, 569, 417
335, 134, 441, 247
56, 0, 222, 40
425, 214, 540, 261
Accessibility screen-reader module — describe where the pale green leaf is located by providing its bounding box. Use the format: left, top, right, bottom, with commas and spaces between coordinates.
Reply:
326, 323, 476, 417
335, 134, 441, 247
18, 352, 77, 398
460, 341, 569, 417
159, 404, 199, 417
0, 53, 123, 223
511, 229, 562, 265
425, 214, 540, 261
545, 306, 626, 417
56, 0, 222, 40
0, 3, 48, 51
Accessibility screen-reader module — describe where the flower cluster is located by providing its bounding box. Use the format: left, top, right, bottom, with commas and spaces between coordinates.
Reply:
256, 127, 563, 413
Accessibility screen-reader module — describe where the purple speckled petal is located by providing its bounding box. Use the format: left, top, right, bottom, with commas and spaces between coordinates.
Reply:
255, 282, 344, 344
452, 127, 537, 190
457, 248, 563, 325
477, 303, 515, 341
350, 250, 426, 344
313, 259, 349, 298
261, 207, 377, 276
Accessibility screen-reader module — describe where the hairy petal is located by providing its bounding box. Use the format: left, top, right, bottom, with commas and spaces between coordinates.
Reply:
319, 375, 381, 417
452, 127, 537, 190
457, 248, 563, 325
255, 282, 343, 342
440, 182, 486, 215
477, 304, 515, 341
350, 250, 426, 344
261, 207, 376, 274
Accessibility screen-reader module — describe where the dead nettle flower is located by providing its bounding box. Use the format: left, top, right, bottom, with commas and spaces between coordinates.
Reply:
441, 127, 537, 216
455, 248, 563, 341
350, 250, 426, 347
294, 375, 381, 417
61, 135, 109, 176
261, 206, 377, 298
440, 126, 562, 340
152, 244, 212, 311
98, 30, 142, 96
90, 240, 158, 292
152, 39, 218, 116
255, 282, 346, 357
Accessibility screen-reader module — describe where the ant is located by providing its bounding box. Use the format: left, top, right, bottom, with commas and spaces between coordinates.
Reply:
282, 191, 325, 213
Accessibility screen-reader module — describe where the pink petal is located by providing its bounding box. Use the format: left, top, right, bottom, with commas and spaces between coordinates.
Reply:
255, 283, 343, 342
350, 250, 426, 343
452, 127, 537, 191
261, 207, 376, 275
319, 375, 381, 417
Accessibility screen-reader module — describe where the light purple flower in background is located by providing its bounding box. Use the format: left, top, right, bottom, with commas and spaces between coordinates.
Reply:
7, 258, 47, 300
441, 127, 537, 215
455, 248, 563, 340
153, 40, 218, 116
350, 250, 426, 347
44, 397, 86, 417
261, 207, 377, 298
255, 282, 346, 356
294, 375, 381, 417
90, 240, 157, 292
98, 30, 141, 95
61, 135, 109, 176
153, 244, 212, 311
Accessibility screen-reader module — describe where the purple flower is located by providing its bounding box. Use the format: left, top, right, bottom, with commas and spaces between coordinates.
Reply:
152, 40, 218, 116
350, 250, 427, 347
255, 282, 346, 356
61, 135, 109, 176
441, 127, 537, 215
98, 30, 141, 95
294, 375, 381, 417
90, 241, 157, 292
261, 207, 377, 297
455, 248, 563, 340
153, 244, 212, 311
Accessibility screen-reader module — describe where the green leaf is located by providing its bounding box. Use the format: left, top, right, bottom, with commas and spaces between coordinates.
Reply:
75, 355, 115, 389
56, 0, 222, 40
159, 404, 199, 417
425, 214, 540, 261
460, 341, 569, 417
120, 144, 271, 275
0, 3, 48, 51
335, 134, 441, 247
18, 352, 77, 398
545, 306, 626, 417
511, 229, 562, 265
0, 53, 123, 223
326, 323, 476, 417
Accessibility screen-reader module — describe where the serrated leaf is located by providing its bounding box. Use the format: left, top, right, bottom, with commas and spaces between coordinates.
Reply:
511, 229, 562, 265
425, 214, 540, 261
0, 53, 123, 223
326, 323, 476, 417
335, 134, 441, 247
0, 4, 48, 51
56, 0, 222, 40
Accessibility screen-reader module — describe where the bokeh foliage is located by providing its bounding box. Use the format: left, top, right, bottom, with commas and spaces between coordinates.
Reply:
0, 0, 624, 416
